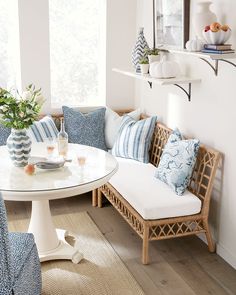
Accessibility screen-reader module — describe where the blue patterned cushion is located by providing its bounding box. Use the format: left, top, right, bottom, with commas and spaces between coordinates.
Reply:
0, 124, 11, 146
111, 115, 157, 163
62, 106, 107, 151
155, 129, 200, 196
27, 116, 58, 142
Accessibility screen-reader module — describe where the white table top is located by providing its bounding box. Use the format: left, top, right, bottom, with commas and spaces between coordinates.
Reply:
0, 143, 118, 201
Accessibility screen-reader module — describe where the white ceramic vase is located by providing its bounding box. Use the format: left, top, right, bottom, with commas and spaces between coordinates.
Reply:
192, 1, 217, 40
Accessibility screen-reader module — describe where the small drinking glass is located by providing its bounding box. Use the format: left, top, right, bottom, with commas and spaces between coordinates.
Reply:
77, 156, 86, 166
46, 137, 56, 157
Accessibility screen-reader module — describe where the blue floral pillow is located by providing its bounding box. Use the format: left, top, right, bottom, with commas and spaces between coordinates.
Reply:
155, 129, 200, 196
62, 106, 107, 151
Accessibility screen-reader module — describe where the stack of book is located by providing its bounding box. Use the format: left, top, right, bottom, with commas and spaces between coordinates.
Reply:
202, 44, 235, 54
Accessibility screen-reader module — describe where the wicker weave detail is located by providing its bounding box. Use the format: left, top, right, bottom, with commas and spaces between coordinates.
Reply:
97, 120, 221, 264
100, 185, 144, 237
149, 220, 205, 240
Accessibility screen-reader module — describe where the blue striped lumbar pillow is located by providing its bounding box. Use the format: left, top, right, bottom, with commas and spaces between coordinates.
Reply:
27, 116, 58, 142
111, 115, 157, 163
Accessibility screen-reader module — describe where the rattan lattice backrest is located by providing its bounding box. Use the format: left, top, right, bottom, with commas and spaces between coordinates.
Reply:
149, 122, 221, 207
50, 113, 220, 207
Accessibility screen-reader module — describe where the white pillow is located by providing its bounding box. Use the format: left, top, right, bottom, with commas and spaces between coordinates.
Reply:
105, 108, 141, 149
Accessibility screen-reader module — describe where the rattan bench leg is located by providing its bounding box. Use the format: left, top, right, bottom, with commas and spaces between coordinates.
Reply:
203, 220, 216, 252
97, 189, 103, 208
142, 225, 149, 265
92, 190, 97, 207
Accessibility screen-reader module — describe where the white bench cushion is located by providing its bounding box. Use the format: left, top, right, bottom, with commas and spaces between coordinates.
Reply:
109, 157, 202, 220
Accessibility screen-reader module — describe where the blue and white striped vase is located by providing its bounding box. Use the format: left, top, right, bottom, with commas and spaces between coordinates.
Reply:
132, 27, 149, 73
7, 129, 32, 167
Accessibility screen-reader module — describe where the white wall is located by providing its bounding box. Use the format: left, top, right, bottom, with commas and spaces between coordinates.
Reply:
135, 0, 236, 268
18, 0, 51, 113
106, 0, 136, 110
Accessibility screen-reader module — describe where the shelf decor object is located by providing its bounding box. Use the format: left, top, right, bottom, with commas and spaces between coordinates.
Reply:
149, 56, 180, 79
192, 1, 217, 40
160, 48, 236, 76
202, 23, 232, 45
154, 0, 190, 49
113, 68, 201, 102
186, 37, 204, 52
131, 27, 149, 73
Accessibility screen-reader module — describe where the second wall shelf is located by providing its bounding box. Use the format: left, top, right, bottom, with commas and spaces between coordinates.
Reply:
113, 68, 201, 102
161, 48, 236, 76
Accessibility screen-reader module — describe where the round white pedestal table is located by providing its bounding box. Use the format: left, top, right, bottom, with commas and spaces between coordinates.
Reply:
0, 143, 118, 263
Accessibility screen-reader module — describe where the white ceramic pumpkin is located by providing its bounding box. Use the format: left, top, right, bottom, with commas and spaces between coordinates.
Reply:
186, 37, 204, 52
149, 56, 180, 79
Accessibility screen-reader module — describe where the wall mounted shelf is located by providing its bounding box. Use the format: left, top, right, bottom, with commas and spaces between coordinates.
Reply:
161, 48, 236, 76
113, 68, 201, 102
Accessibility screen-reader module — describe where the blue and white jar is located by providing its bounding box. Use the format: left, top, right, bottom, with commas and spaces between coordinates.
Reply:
7, 129, 32, 167
132, 27, 149, 73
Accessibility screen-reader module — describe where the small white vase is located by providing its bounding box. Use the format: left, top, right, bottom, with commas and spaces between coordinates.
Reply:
192, 1, 217, 40
140, 64, 149, 75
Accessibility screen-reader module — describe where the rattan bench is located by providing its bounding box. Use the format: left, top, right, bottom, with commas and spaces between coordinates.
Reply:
93, 120, 221, 265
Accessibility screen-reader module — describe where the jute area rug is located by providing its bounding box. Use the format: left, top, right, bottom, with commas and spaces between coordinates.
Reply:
10, 211, 145, 295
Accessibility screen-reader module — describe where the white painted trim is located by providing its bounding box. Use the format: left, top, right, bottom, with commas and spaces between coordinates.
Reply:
217, 243, 236, 269
197, 233, 236, 269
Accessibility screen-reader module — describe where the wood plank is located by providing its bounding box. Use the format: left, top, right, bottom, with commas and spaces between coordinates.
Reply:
168, 258, 231, 295
5, 195, 236, 295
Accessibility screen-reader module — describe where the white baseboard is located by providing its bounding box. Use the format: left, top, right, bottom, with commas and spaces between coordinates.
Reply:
216, 243, 236, 269
197, 233, 236, 269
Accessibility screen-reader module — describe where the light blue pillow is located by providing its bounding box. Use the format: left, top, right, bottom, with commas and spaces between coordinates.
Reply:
111, 115, 157, 163
0, 124, 11, 146
62, 106, 107, 151
27, 115, 59, 142
155, 129, 200, 196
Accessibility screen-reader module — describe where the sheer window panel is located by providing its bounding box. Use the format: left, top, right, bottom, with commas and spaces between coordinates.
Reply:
49, 0, 106, 108
0, 0, 21, 90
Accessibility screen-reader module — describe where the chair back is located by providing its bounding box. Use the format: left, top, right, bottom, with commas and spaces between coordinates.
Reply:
0, 194, 13, 293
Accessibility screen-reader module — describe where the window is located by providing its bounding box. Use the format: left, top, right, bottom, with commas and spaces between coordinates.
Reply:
49, 0, 106, 108
0, 0, 20, 89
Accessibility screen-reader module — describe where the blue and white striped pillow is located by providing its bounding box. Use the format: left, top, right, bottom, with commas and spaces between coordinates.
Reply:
111, 115, 157, 163
27, 116, 58, 142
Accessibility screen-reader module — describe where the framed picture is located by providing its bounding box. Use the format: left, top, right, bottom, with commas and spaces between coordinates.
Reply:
154, 0, 190, 49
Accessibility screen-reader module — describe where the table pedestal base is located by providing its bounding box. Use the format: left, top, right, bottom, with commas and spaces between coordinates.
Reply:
28, 200, 83, 264
39, 229, 84, 263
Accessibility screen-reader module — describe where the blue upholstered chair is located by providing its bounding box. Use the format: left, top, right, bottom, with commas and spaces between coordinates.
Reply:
0, 194, 42, 295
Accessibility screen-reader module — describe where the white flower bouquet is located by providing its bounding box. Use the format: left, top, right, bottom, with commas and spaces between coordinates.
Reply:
0, 84, 45, 129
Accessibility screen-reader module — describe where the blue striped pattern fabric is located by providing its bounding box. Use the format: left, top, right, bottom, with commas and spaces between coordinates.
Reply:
111, 115, 157, 163
27, 116, 58, 142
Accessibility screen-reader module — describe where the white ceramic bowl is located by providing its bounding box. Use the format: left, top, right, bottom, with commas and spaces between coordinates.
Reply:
202, 29, 231, 45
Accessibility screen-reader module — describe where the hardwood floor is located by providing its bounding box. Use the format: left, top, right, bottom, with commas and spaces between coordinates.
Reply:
5, 193, 236, 295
